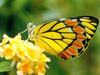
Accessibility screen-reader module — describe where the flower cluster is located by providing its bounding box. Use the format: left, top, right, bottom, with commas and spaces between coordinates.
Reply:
0, 34, 50, 75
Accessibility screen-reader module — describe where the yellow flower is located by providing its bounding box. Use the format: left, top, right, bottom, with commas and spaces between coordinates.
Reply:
0, 47, 4, 57
3, 44, 16, 59
35, 54, 50, 75
17, 59, 34, 75
0, 34, 50, 75
25, 42, 44, 61
0, 34, 10, 46
16, 44, 26, 60
40, 54, 50, 62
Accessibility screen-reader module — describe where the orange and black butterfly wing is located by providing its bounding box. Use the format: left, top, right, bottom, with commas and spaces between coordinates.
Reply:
78, 16, 99, 55
59, 16, 99, 60
59, 17, 86, 59
32, 16, 99, 60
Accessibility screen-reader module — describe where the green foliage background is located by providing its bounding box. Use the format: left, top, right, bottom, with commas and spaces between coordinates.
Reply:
0, 0, 100, 75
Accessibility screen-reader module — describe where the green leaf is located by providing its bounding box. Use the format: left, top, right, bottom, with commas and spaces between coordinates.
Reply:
0, 60, 14, 72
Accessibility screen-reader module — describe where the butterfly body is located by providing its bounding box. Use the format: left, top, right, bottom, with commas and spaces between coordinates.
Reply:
29, 16, 99, 60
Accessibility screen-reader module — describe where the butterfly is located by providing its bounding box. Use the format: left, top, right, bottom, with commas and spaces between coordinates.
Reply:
28, 16, 99, 60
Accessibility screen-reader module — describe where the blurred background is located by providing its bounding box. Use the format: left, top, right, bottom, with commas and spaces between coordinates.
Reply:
0, 0, 100, 75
